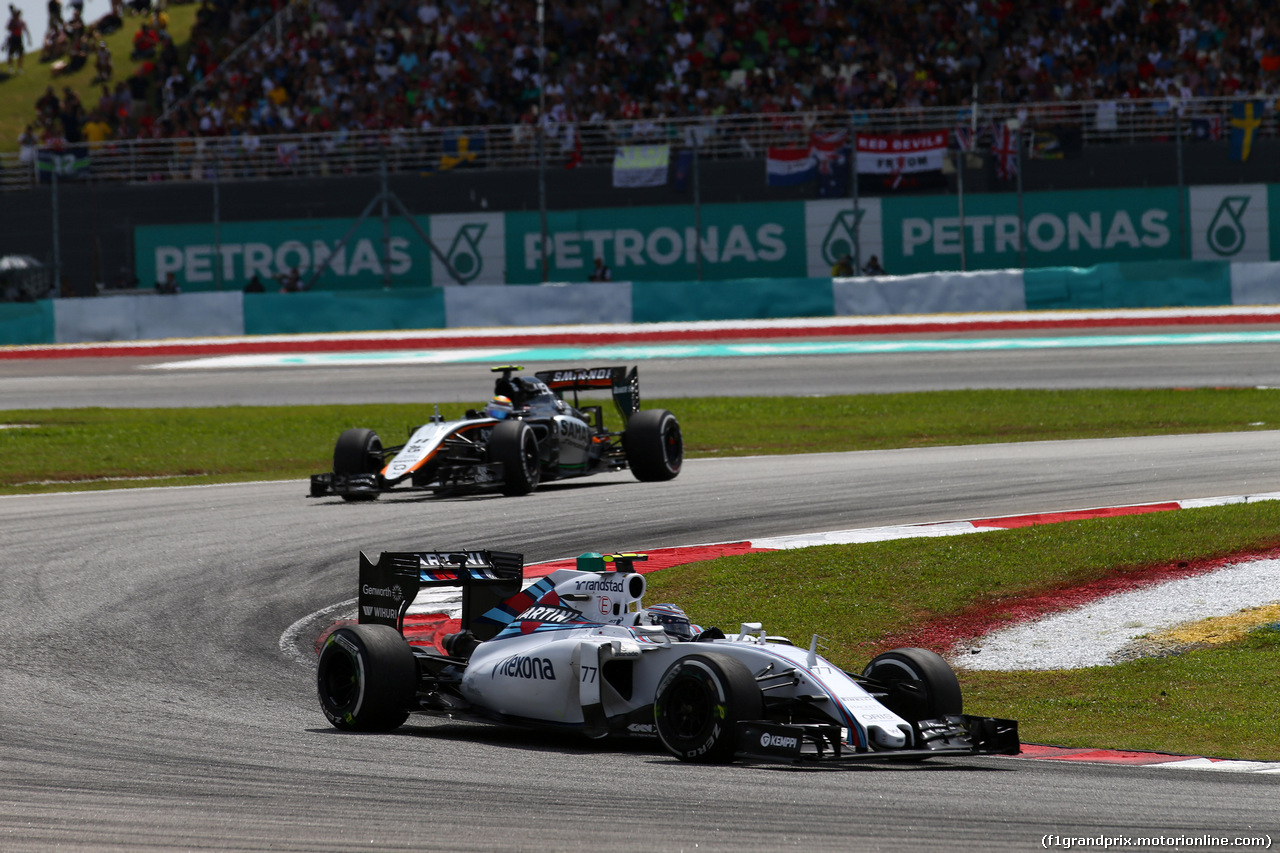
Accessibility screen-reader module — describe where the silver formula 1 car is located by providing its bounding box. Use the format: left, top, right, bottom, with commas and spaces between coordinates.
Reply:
309, 365, 681, 500
315, 550, 1019, 764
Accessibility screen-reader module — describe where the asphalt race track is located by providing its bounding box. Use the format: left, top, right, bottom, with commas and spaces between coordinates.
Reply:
2, 339, 1279, 851
7, 325, 1280, 409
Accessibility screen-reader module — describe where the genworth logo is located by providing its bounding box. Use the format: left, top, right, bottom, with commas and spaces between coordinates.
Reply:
1190, 185, 1269, 262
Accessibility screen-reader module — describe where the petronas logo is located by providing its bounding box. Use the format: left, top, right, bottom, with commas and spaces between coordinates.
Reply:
444, 223, 487, 284
822, 209, 864, 266
1206, 196, 1250, 257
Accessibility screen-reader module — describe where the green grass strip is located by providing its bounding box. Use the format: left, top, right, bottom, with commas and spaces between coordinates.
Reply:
2, 387, 1279, 493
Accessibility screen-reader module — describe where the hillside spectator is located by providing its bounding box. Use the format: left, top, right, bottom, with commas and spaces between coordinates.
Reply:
58, 86, 83, 142
130, 21, 155, 59
81, 109, 112, 144
35, 85, 58, 121
17, 123, 37, 166
93, 37, 112, 82
6, 5, 31, 74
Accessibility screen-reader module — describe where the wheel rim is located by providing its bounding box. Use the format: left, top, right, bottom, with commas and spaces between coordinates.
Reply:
660, 674, 714, 741
320, 648, 358, 710
661, 419, 683, 469
521, 431, 538, 480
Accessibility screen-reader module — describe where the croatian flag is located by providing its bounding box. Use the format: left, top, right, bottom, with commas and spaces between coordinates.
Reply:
766, 147, 816, 186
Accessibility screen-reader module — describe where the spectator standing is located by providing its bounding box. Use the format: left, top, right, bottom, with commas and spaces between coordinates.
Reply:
82, 110, 112, 144
276, 266, 301, 292
93, 38, 111, 82
59, 86, 84, 143
588, 257, 611, 281
831, 253, 854, 276
6, 5, 31, 74
17, 123, 37, 160
863, 255, 886, 276
17, 123, 37, 179
45, 0, 61, 40
35, 85, 59, 123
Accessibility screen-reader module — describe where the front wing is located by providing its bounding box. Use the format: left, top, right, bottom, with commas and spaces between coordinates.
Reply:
309, 461, 509, 498
736, 715, 1020, 763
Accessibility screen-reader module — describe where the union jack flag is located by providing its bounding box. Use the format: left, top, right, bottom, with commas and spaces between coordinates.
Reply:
952, 126, 973, 151
992, 124, 1019, 181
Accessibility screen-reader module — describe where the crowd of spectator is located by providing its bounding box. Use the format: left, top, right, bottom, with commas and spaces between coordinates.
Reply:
21, 0, 1280, 152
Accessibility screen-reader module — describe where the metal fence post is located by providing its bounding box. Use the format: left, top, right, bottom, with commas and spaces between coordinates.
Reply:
693, 137, 702, 281
51, 168, 61, 297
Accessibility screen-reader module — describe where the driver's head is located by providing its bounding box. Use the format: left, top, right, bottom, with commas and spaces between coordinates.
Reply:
486, 395, 514, 419
643, 603, 694, 641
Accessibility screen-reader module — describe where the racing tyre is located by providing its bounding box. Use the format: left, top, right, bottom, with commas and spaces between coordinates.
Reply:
862, 647, 962, 723
333, 428, 383, 502
489, 419, 541, 496
623, 409, 682, 482
317, 625, 417, 732
654, 653, 762, 763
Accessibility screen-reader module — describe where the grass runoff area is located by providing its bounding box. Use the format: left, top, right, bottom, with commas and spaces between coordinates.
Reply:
4, 385, 1280, 759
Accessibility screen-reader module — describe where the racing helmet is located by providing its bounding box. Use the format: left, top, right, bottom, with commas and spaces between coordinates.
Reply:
643, 603, 695, 641
486, 395, 514, 419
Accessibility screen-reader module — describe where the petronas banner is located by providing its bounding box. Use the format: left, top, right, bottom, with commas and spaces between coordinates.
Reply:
132, 185, 1280, 291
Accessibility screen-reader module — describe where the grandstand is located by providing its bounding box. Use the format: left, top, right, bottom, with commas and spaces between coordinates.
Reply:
2, 0, 1277, 187
3, 0, 1280, 298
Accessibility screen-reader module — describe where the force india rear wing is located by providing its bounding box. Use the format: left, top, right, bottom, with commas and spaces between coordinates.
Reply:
357, 550, 524, 642
535, 366, 640, 425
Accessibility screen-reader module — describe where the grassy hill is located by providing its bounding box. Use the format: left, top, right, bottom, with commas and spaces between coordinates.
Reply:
0, 1, 198, 152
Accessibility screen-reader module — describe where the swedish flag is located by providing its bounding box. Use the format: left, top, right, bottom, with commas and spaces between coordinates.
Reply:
441, 131, 485, 170
1229, 100, 1265, 162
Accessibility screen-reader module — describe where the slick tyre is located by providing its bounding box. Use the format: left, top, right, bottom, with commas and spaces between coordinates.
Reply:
317, 625, 417, 732
332, 427, 383, 502
654, 653, 762, 763
489, 419, 541, 496
623, 409, 682, 482
862, 647, 962, 723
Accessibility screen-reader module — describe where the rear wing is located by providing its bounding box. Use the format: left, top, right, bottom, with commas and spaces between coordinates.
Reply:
535, 366, 640, 425
357, 549, 524, 641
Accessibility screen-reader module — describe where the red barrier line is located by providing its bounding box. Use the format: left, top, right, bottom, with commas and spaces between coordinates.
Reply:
7, 311, 1280, 360
1015, 743, 1197, 765
972, 503, 1184, 528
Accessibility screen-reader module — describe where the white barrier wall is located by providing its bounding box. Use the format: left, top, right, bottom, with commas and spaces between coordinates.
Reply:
833, 269, 1027, 315
443, 282, 632, 328
54, 292, 245, 343
1230, 261, 1280, 305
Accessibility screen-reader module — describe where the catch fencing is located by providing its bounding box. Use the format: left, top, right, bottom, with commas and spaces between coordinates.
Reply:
0, 96, 1265, 190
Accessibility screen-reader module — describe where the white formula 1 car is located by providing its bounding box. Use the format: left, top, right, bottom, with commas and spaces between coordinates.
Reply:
316, 550, 1019, 763
309, 365, 681, 500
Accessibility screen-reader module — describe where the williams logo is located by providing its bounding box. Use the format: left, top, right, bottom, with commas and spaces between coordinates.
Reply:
1205, 196, 1250, 256
443, 223, 487, 284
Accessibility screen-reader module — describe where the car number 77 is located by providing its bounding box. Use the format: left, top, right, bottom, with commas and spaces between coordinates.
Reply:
580, 666, 598, 684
